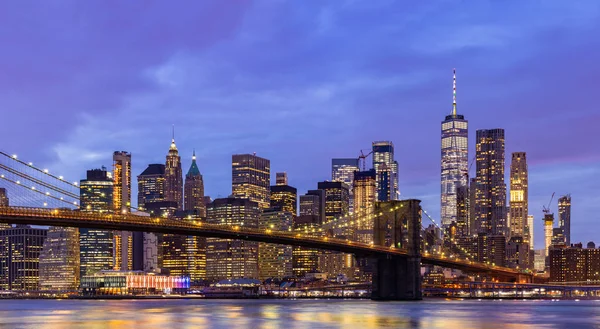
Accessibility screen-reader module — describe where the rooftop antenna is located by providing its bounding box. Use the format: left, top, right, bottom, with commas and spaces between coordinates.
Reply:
452, 68, 457, 116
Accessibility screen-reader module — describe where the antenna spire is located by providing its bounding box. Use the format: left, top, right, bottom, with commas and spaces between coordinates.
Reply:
172, 124, 175, 142
452, 68, 457, 116
192, 149, 196, 161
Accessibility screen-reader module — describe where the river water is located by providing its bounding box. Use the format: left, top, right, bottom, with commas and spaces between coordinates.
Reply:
0, 299, 598, 328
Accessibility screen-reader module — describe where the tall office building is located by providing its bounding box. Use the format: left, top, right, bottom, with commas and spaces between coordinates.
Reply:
456, 184, 470, 236
292, 215, 321, 277
372, 141, 399, 201
0, 226, 47, 291
509, 152, 528, 239
206, 198, 260, 281
258, 208, 293, 280
113, 151, 133, 272
276, 172, 288, 186
441, 69, 469, 228
317, 181, 350, 223
299, 190, 326, 222
332, 158, 359, 212
165, 135, 183, 210
39, 227, 80, 291
543, 214, 554, 258
270, 184, 297, 215
113, 151, 132, 213
474, 129, 507, 236
0, 188, 9, 229
353, 169, 376, 243
558, 195, 571, 245
184, 151, 206, 217
162, 232, 206, 283
137, 164, 165, 211
79, 168, 114, 277
232, 154, 270, 209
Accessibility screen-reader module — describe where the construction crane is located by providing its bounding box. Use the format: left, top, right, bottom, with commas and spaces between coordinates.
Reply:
543, 192, 555, 215
358, 149, 374, 171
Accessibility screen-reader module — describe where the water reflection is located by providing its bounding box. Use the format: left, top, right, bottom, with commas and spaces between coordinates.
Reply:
0, 299, 598, 328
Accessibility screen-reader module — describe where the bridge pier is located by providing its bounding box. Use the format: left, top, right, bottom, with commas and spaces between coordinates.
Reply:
371, 199, 422, 301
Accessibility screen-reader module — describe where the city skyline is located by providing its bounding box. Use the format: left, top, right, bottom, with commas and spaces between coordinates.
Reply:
1, 2, 599, 249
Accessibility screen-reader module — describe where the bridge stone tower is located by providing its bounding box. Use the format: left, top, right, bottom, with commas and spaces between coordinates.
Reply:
371, 199, 422, 300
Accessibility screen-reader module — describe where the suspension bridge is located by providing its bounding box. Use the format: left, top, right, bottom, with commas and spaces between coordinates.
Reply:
0, 150, 534, 300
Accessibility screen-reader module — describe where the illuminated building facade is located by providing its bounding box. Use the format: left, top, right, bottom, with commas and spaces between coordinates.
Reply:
474, 129, 507, 236
0, 188, 9, 229
292, 215, 321, 277
270, 184, 297, 215
372, 141, 399, 201
558, 195, 571, 245
543, 214, 554, 258
549, 244, 600, 283
456, 184, 470, 236
113, 151, 133, 272
232, 154, 271, 209
258, 208, 293, 280
317, 181, 350, 223
276, 172, 288, 186
39, 227, 80, 291
332, 158, 359, 212
528, 215, 534, 250
161, 233, 206, 283
165, 136, 183, 210
353, 169, 376, 243
80, 270, 190, 296
509, 152, 528, 240
79, 168, 114, 277
206, 198, 260, 281
137, 164, 165, 211
184, 151, 206, 217
440, 70, 468, 228
299, 190, 325, 223
0, 225, 47, 291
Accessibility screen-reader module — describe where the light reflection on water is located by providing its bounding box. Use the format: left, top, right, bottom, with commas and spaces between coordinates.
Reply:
0, 299, 597, 328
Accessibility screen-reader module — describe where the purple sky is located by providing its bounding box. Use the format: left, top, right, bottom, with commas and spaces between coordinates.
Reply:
1, 1, 599, 249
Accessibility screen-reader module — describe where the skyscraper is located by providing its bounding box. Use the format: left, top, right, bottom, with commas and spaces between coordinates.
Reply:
232, 154, 270, 209
558, 195, 571, 245
317, 181, 350, 223
113, 151, 132, 213
292, 215, 321, 277
137, 164, 165, 211
441, 69, 469, 228
258, 208, 293, 280
299, 190, 326, 222
79, 168, 114, 277
205, 198, 260, 281
474, 129, 507, 236
0, 188, 8, 206
270, 184, 297, 215
39, 227, 80, 292
0, 226, 47, 291
456, 184, 470, 236
543, 214, 554, 258
165, 134, 183, 210
184, 151, 206, 217
353, 169, 376, 244
113, 151, 133, 272
509, 152, 528, 239
372, 141, 399, 201
528, 215, 534, 250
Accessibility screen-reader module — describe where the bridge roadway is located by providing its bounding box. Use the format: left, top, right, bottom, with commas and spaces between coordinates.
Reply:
0, 206, 530, 280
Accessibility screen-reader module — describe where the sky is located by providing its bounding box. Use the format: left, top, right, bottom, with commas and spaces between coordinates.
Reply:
0, 0, 599, 249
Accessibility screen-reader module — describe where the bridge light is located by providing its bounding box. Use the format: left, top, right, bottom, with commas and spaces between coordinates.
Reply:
43, 169, 49, 173
43, 202, 47, 207
12, 154, 17, 159
28, 162, 33, 166
59, 176, 63, 180
31, 186, 35, 190
73, 182, 78, 186
16, 181, 20, 184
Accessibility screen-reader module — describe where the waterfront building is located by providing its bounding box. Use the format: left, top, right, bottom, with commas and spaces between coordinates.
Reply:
372, 141, 399, 201
533, 249, 546, 272
549, 244, 600, 282
258, 208, 293, 280
165, 135, 183, 210
474, 129, 507, 236
558, 195, 571, 245
206, 198, 260, 281
332, 158, 359, 212
79, 168, 114, 277
80, 270, 189, 296
441, 70, 468, 228
232, 153, 270, 209
184, 151, 206, 217
39, 227, 80, 292
270, 184, 297, 215
137, 164, 165, 211
509, 152, 528, 240
353, 169, 376, 244
161, 232, 206, 283
0, 225, 47, 290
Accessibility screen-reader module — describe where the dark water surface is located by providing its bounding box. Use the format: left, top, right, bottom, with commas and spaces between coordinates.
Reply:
0, 299, 599, 328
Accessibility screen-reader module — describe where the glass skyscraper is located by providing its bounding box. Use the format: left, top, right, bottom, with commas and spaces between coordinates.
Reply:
232, 154, 271, 209
558, 195, 571, 245
332, 158, 359, 212
509, 152, 528, 240
137, 164, 166, 211
440, 69, 468, 228
372, 141, 399, 201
